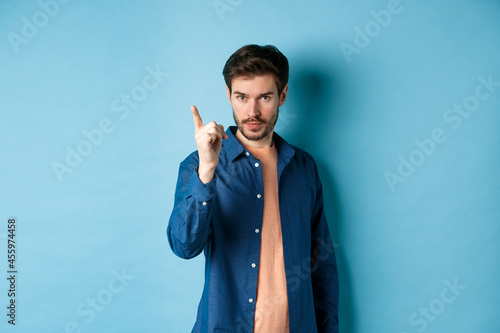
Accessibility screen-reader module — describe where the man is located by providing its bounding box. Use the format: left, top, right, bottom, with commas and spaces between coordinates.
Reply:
167, 44, 339, 333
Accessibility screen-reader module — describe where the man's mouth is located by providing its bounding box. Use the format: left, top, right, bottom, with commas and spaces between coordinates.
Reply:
245, 122, 263, 130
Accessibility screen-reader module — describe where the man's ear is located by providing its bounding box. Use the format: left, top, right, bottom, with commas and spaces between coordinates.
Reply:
278, 84, 289, 107
226, 85, 231, 103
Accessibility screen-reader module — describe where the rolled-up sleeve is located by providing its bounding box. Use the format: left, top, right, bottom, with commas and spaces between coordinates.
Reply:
167, 152, 217, 259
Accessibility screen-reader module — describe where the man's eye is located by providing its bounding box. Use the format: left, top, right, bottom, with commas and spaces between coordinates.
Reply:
238, 96, 245, 100
261, 96, 269, 101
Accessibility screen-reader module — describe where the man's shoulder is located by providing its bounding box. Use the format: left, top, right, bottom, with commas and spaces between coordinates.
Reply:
279, 137, 317, 166
179, 150, 199, 169
289, 143, 313, 159
290, 145, 319, 172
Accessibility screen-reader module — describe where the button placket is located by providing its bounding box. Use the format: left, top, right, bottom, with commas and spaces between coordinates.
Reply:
248, 154, 261, 310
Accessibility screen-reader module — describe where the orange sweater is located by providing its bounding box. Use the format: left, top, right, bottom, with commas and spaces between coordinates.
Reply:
245, 143, 289, 333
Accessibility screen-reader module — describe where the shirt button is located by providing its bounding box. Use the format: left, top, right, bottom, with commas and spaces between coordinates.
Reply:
255, 228, 260, 233
257, 194, 262, 199
251, 263, 256, 268
254, 162, 259, 167
202, 201, 207, 206
249, 298, 254, 303
246, 152, 250, 156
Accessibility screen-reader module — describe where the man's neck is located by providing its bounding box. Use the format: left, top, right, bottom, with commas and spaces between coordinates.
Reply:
235, 129, 274, 148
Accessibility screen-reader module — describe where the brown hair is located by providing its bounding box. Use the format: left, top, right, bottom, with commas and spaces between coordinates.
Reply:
222, 44, 289, 95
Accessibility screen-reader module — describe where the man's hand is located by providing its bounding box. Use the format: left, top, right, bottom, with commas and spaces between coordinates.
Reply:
192, 105, 228, 184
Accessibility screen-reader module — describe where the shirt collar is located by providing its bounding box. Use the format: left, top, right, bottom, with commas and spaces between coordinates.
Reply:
223, 126, 295, 162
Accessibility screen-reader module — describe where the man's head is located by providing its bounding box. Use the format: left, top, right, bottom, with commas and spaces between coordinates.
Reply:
223, 44, 289, 96
223, 45, 289, 146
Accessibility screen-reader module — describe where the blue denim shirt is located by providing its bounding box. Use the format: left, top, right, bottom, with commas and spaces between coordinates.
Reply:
167, 126, 339, 333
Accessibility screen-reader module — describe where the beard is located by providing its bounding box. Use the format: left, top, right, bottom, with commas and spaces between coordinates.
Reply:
233, 107, 280, 141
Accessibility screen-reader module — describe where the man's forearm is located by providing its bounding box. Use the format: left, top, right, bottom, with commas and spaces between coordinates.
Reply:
167, 159, 216, 259
197, 164, 216, 184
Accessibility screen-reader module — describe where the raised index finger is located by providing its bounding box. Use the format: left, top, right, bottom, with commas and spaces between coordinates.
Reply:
191, 105, 204, 130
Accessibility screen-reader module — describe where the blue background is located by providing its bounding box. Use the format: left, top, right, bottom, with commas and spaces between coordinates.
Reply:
1, 0, 499, 332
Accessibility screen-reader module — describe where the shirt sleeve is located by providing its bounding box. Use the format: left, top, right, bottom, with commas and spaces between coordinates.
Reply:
167, 152, 217, 259
310, 159, 340, 333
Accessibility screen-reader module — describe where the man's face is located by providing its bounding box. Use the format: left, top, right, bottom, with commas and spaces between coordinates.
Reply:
227, 73, 288, 143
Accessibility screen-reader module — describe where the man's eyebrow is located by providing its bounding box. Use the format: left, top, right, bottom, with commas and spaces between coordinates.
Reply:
232, 91, 275, 96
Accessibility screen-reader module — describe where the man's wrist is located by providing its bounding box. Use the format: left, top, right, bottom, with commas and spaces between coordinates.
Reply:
197, 165, 216, 184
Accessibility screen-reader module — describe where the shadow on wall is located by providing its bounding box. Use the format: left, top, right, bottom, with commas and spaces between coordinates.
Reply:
288, 64, 355, 333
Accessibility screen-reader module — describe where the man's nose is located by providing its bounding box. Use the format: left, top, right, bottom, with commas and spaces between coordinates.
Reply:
247, 100, 260, 118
